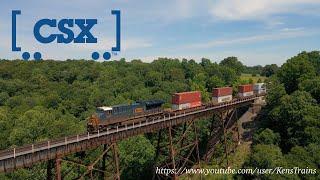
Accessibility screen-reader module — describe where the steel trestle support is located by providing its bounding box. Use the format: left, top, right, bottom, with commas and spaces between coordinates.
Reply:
153, 118, 201, 180
51, 143, 120, 180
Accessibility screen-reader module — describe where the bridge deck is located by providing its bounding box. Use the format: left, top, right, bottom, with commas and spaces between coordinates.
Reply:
0, 95, 264, 173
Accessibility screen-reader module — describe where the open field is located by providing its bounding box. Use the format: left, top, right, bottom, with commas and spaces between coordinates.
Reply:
240, 73, 267, 83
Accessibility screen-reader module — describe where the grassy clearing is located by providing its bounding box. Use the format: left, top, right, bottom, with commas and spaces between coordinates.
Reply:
240, 73, 267, 83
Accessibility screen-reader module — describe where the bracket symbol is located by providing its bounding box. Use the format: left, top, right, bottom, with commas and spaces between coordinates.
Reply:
12, 10, 42, 61
12, 10, 21, 52
92, 10, 121, 61
111, 10, 121, 52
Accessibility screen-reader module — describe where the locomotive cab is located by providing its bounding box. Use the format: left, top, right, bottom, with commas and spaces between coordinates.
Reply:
96, 106, 113, 120
87, 100, 165, 133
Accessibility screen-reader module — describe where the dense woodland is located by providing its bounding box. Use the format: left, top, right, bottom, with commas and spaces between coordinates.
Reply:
0, 52, 318, 179
243, 51, 320, 179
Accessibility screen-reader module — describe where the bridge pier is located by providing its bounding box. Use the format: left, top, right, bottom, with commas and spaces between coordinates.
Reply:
101, 144, 107, 180
153, 118, 201, 179
47, 159, 54, 180
54, 143, 120, 180
55, 157, 62, 180
168, 126, 177, 180
221, 111, 229, 167
152, 130, 162, 180
203, 107, 240, 166
111, 143, 120, 180
79, 143, 120, 180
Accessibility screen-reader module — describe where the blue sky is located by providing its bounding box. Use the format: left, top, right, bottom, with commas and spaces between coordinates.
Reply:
0, 0, 320, 65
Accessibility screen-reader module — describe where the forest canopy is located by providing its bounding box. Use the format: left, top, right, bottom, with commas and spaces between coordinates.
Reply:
1, 51, 319, 179
243, 51, 320, 179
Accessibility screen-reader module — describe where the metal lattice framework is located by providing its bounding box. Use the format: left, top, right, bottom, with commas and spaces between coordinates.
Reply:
153, 119, 201, 180
0, 95, 265, 179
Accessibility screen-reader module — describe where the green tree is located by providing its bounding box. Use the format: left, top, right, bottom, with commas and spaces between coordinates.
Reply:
261, 64, 278, 77
190, 73, 210, 102
253, 128, 280, 145
119, 136, 155, 180
206, 76, 225, 92
269, 91, 320, 150
145, 71, 164, 87
219, 57, 244, 75
299, 77, 320, 103
0, 108, 12, 149
243, 144, 295, 180
278, 54, 316, 93
286, 146, 319, 179
0, 92, 9, 106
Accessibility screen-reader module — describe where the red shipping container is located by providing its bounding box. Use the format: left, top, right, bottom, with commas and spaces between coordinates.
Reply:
212, 87, 233, 97
172, 91, 201, 104
238, 84, 253, 93
190, 101, 202, 108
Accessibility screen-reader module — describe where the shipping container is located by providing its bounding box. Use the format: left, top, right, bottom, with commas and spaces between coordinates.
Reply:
172, 101, 201, 110
238, 92, 254, 97
190, 101, 201, 107
238, 84, 253, 93
253, 83, 264, 90
212, 87, 233, 97
212, 95, 233, 104
172, 103, 189, 110
172, 91, 201, 104
253, 83, 266, 94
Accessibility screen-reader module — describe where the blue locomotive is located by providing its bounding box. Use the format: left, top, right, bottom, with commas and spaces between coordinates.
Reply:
87, 100, 164, 132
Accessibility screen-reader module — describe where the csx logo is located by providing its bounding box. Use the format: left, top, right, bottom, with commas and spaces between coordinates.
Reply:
34, 19, 97, 44
12, 10, 121, 60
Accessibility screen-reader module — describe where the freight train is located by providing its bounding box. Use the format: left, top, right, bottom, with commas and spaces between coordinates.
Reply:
87, 83, 266, 133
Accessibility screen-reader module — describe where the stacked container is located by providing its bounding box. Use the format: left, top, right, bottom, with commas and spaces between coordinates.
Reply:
212, 87, 233, 104
253, 83, 266, 94
172, 91, 201, 110
238, 84, 254, 97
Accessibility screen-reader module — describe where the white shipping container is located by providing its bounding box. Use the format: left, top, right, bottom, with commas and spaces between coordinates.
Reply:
238, 91, 254, 97
172, 103, 190, 110
212, 95, 232, 104
253, 83, 265, 90
254, 83, 266, 95
254, 89, 266, 94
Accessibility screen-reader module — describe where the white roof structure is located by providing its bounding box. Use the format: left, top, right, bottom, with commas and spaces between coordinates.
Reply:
97, 106, 113, 111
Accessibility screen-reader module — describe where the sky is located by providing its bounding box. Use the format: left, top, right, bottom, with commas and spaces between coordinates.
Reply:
0, 0, 320, 66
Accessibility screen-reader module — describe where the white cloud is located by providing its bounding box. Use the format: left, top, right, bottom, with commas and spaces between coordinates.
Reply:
184, 28, 316, 49
210, 0, 320, 20
280, 27, 304, 32
122, 38, 152, 51
141, 0, 202, 23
